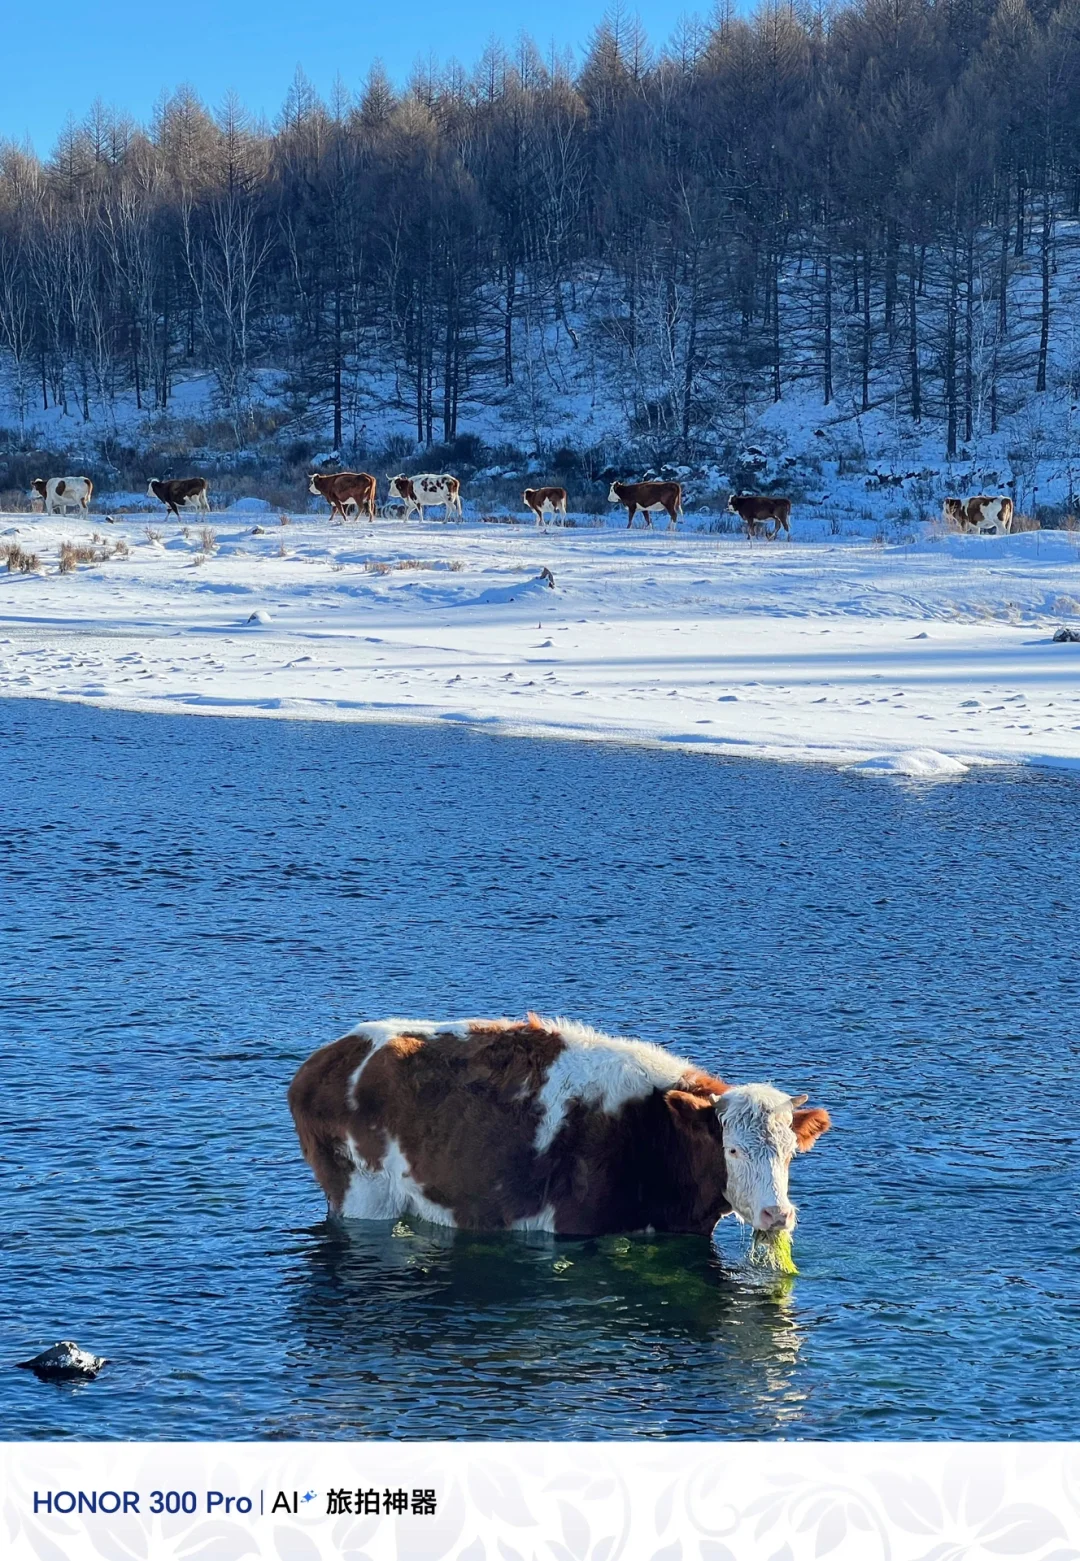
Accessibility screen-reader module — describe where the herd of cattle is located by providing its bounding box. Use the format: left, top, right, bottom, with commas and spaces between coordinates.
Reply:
24, 470, 1018, 537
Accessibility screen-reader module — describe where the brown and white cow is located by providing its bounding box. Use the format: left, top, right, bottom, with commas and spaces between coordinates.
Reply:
387, 473, 463, 522
728, 494, 792, 539
523, 486, 568, 525
309, 471, 377, 522
607, 480, 682, 528
942, 495, 1013, 535
288, 1014, 830, 1237
31, 477, 93, 515
147, 477, 210, 517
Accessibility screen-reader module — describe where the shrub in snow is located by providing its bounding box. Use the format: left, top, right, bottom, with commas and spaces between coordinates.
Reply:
3, 542, 39, 572
58, 541, 113, 571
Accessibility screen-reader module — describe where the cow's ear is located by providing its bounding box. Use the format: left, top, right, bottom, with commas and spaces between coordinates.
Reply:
793, 1107, 830, 1152
665, 1089, 715, 1126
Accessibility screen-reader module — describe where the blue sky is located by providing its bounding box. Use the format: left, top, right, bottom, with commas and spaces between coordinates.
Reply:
6, 1, 699, 156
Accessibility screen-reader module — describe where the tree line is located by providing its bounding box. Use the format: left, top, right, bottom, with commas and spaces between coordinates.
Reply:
3, 0, 1080, 465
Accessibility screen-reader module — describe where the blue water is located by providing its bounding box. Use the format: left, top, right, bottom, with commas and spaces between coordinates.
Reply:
0, 699, 1077, 1440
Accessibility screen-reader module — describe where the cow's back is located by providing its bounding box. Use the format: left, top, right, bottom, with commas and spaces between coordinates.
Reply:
288, 1015, 714, 1231
289, 1020, 564, 1225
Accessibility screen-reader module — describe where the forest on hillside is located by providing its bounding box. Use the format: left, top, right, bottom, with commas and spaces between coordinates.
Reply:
3, 0, 1080, 468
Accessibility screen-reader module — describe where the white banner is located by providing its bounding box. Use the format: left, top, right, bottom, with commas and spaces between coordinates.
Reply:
2, 1441, 1077, 1560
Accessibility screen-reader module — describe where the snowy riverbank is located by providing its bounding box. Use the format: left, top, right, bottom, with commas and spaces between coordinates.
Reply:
3, 511, 1080, 773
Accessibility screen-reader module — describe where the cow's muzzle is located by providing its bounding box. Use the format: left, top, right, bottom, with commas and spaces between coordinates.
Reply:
755, 1204, 796, 1233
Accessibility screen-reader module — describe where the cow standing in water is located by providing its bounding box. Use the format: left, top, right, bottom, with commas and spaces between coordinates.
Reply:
288, 1014, 829, 1237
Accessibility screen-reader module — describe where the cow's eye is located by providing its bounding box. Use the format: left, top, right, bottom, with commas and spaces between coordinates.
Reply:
726, 1146, 741, 1159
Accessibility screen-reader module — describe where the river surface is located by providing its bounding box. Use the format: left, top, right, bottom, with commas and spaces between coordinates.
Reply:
1, 699, 1077, 1440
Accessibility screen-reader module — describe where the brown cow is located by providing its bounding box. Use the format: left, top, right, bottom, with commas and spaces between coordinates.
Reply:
941, 496, 1013, 535
607, 480, 682, 528
147, 478, 210, 518
523, 486, 568, 525
288, 1013, 830, 1238
727, 493, 792, 539
309, 471, 377, 522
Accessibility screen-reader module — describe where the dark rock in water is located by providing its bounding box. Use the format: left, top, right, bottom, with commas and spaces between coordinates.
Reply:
17, 1341, 109, 1381
1053, 626, 1080, 643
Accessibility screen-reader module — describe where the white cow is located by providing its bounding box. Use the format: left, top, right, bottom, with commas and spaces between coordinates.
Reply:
31, 476, 93, 515
386, 473, 463, 521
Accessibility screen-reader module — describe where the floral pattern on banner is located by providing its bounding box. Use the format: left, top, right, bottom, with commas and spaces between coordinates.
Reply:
2, 1443, 1078, 1561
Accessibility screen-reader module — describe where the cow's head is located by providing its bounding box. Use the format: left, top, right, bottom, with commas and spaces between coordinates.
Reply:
147, 480, 160, 498
942, 498, 963, 521
308, 474, 324, 495
714, 1084, 830, 1233
387, 475, 409, 501
607, 483, 622, 503
30, 478, 47, 500
726, 494, 740, 513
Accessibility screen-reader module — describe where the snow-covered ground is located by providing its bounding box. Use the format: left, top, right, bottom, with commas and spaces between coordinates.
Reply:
2, 508, 1080, 774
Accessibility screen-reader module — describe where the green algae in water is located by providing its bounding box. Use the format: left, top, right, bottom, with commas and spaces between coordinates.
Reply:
750, 1228, 798, 1275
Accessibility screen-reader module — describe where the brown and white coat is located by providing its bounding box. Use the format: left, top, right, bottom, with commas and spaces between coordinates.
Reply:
942, 496, 1013, 534
147, 477, 210, 517
308, 471, 377, 521
607, 481, 683, 528
523, 487, 569, 525
31, 476, 93, 515
288, 1014, 829, 1237
386, 473, 463, 521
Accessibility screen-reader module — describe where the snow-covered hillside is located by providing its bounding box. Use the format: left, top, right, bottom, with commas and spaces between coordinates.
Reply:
7, 217, 1080, 527
3, 507, 1079, 773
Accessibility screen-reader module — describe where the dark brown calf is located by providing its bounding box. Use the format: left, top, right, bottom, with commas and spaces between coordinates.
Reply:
148, 477, 209, 517
607, 481, 682, 528
727, 494, 792, 539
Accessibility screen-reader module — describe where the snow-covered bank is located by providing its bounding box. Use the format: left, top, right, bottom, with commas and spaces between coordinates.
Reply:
2, 512, 1080, 772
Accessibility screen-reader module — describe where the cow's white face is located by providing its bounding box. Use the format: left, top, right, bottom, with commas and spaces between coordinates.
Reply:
716, 1085, 806, 1232
308, 475, 321, 495
607, 483, 621, 503
726, 496, 737, 512
388, 477, 405, 500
